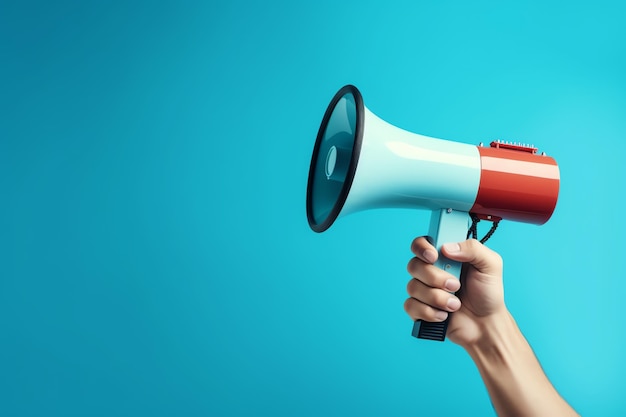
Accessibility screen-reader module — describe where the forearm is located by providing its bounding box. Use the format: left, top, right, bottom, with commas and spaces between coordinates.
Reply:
464, 311, 579, 417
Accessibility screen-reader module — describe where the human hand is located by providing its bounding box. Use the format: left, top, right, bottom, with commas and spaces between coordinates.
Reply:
404, 237, 507, 347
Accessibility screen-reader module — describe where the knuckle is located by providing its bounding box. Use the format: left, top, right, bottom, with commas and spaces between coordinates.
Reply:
410, 238, 420, 254
404, 297, 420, 319
493, 252, 503, 268
406, 279, 415, 295
465, 238, 480, 250
406, 257, 417, 275
410, 236, 429, 255
403, 297, 413, 313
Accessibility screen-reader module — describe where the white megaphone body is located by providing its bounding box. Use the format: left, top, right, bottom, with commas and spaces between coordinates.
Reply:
306, 85, 560, 341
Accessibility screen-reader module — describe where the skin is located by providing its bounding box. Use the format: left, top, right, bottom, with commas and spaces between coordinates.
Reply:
405, 237, 579, 417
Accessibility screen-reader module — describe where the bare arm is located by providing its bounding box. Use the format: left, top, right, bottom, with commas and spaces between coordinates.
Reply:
464, 309, 577, 416
405, 238, 578, 417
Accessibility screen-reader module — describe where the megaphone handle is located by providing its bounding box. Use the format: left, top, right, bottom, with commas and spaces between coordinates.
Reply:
412, 208, 469, 341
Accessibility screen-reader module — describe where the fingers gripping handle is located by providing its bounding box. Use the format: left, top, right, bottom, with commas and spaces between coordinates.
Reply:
412, 209, 469, 342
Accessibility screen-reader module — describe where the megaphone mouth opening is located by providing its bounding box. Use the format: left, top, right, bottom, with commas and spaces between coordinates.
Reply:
306, 85, 364, 232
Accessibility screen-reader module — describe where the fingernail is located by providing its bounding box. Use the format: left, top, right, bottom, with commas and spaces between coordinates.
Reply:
444, 279, 460, 292
423, 249, 437, 263
434, 310, 448, 321
447, 297, 461, 311
443, 242, 461, 253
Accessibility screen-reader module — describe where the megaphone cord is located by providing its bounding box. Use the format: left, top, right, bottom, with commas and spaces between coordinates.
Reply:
467, 213, 500, 244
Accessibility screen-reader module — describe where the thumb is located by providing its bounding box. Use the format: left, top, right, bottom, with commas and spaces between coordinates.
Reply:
441, 239, 503, 276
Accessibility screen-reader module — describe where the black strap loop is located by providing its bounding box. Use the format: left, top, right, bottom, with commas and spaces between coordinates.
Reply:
466, 213, 500, 244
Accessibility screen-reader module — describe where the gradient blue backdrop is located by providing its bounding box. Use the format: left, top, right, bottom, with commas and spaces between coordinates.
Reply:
2, 1, 625, 416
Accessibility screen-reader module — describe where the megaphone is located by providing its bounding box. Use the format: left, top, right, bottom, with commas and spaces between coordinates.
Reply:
306, 85, 559, 341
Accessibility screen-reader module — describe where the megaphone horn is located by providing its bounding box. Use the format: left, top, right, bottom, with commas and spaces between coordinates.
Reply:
306, 85, 560, 342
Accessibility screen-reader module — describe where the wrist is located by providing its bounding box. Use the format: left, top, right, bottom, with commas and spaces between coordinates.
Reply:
461, 308, 521, 360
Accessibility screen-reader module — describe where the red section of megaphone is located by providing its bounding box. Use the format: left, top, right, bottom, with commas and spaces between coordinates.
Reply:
470, 144, 560, 225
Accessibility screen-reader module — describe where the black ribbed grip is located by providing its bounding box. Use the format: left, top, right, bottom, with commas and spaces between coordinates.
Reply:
412, 318, 449, 341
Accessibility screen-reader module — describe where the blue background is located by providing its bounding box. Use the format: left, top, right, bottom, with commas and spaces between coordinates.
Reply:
2, 1, 625, 415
